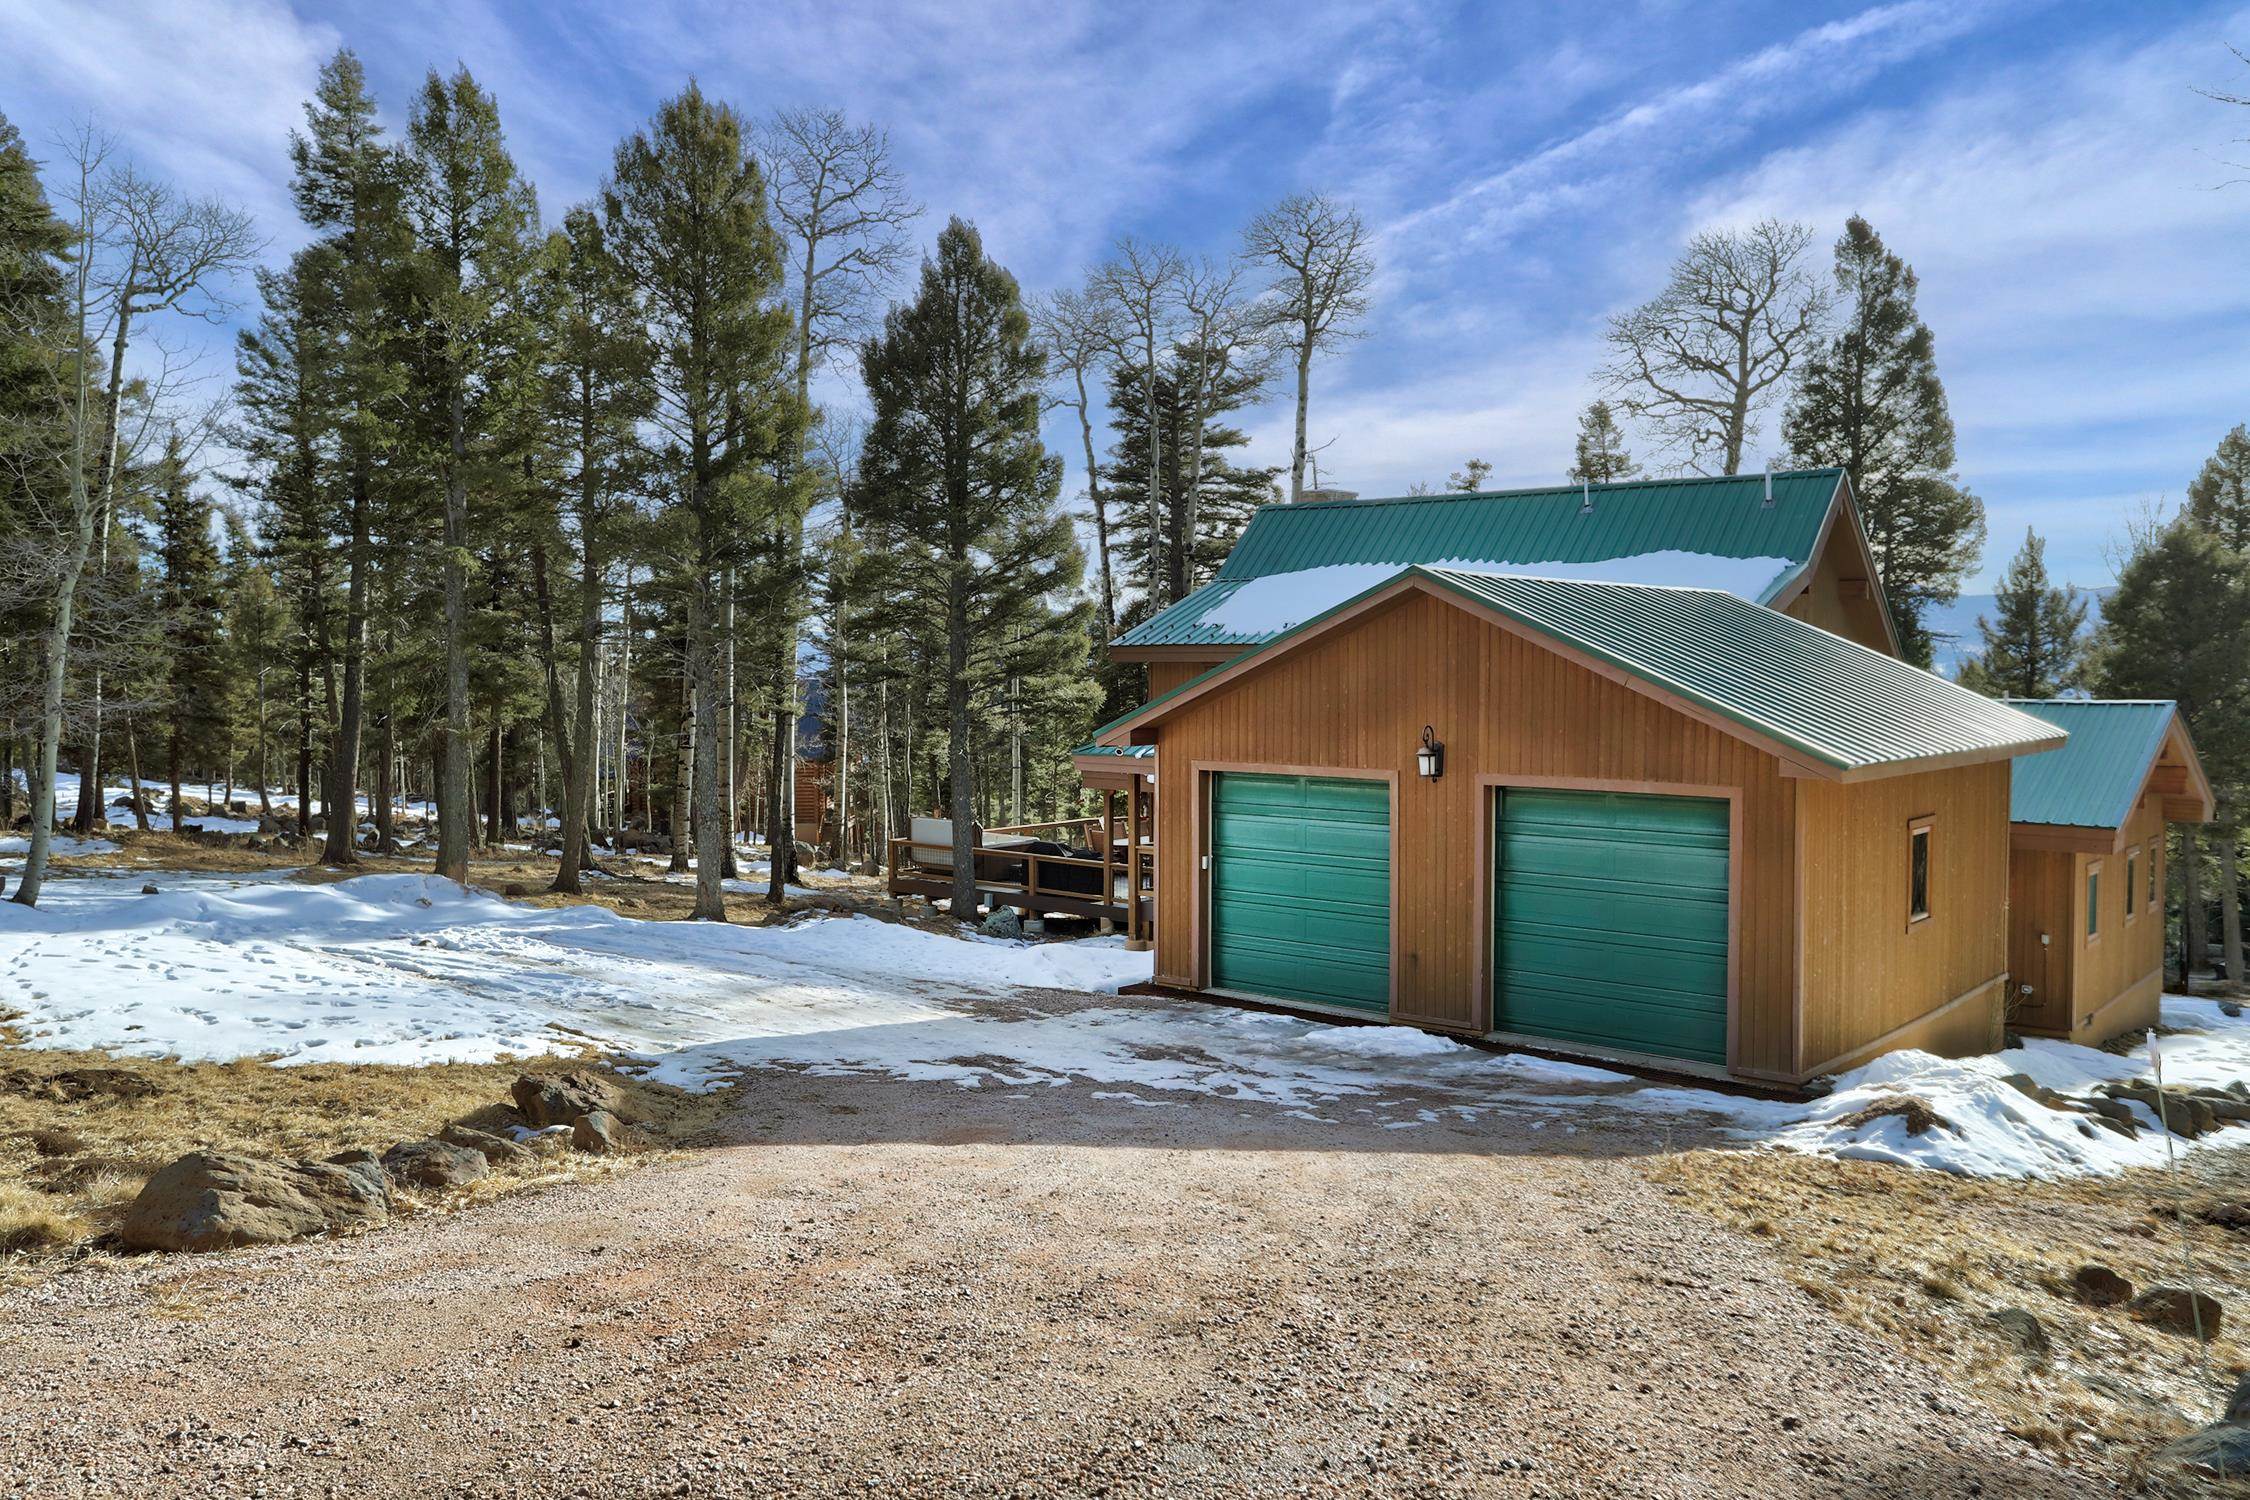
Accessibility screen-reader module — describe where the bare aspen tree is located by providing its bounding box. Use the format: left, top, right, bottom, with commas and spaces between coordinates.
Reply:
11, 133, 253, 906
1174, 255, 1265, 593
1241, 194, 1372, 503
71, 156, 259, 838
1029, 287, 1123, 640
1090, 238, 1184, 598
760, 106, 917, 900
1598, 218, 1830, 476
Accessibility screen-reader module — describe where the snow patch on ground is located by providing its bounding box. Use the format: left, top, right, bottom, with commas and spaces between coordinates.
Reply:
7, 867, 2249, 1176
1196, 554, 1799, 636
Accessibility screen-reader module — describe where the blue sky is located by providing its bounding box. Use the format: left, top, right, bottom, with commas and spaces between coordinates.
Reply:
3, 0, 2246, 589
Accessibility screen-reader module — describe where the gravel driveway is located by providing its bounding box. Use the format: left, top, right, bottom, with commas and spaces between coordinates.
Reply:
0, 1054, 2087, 1498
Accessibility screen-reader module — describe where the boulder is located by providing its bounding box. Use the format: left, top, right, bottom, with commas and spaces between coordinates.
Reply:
571, 1109, 624, 1155
120, 1151, 388, 1252
980, 906, 1023, 940
2150, 1420, 2250, 1482
503, 882, 529, 899
1984, 1307, 2049, 1357
379, 1138, 490, 1192
2082, 1096, 2142, 1136
511, 1070, 618, 1129
2070, 1263, 2133, 1307
140, 883, 160, 895
438, 1123, 535, 1171
2102, 1082, 2218, 1138
2129, 1286, 2223, 1340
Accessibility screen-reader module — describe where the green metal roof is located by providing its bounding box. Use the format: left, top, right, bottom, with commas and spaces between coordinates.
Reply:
2001, 699, 2178, 828
1097, 566, 2064, 776
1116, 469, 1851, 650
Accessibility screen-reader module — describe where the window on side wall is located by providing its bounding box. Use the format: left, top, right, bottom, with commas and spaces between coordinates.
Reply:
2086, 860, 2103, 943
2127, 846, 2140, 919
1908, 817, 1933, 927
2149, 841, 2160, 911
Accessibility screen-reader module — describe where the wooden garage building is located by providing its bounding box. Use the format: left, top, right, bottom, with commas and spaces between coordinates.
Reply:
2001, 699, 2212, 1043
1089, 471, 2071, 1085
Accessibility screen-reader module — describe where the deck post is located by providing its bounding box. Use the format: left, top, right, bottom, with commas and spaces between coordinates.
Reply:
1100, 790, 1116, 935
1125, 775, 1150, 952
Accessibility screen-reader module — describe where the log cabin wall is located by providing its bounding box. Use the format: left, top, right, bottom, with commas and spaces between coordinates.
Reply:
1794, 760, 2013, 1075
1144, 590, 1804, 1078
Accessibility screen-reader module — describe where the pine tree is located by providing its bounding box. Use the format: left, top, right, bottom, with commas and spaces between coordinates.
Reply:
2091, 518, 2250, 988
604, 82, 806, 920
1100, 346, 1279, 594
1784, 216, 1982, 667
1568, 401, 1635, 483
1447, 458, 1493, 492
1954, 528, 2085, 698
402, 64, 536, 880
857, 218, 1088, 917
2187, 424, 2250, 553
219, 508, 290, 819
151, 434, 228, 827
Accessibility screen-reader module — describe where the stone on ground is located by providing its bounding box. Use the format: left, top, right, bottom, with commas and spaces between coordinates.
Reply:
510, 1071, 617, 1129
570, 1110, 624, 1155
120, 1151, 389, 1252
2128, 1286, 2223, 1339
380, 1138, 491, 1192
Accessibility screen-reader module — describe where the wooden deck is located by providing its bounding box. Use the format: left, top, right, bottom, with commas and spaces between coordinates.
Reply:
886, 810, 1154, 942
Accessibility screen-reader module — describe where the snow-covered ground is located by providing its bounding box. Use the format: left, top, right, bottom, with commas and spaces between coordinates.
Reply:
2, 866, 2247, 1178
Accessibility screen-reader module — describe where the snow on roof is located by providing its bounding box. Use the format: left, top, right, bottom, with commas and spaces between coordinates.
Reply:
1193, 553, 1801, 639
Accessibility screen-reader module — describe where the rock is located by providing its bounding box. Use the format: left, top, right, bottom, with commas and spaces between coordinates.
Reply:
511, 1070, 618, 1128
2200, 1201, 2250, 1232
1984, 1307, 2049, 1356
1834, 1097, 1951, 1137
322, 1148, 391, 1203
571, 1109, 624, 1155
2224, 1002, 2245, 1020
503, 882, 528, 898
379, 1138, 491, 1192
980, 906, 1023, 940
2229, 1373, 2250, 1425
2083, 1096, 2142, 1135
2129, 1286, 2223, 1339
2102, 1082, 2218, 1137
2150, 1420, 2250, 1481
2070, 1263, 2132, 1307
120, 1151, 388, 1252
439, 1123, 535, 1170
140, 883, 160, 895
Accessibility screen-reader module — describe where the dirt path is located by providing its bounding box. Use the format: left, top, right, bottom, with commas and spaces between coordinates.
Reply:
0, 1069, 2087, 1498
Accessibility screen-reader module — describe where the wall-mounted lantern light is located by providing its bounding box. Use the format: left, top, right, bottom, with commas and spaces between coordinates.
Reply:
1416, 725, 1444, 781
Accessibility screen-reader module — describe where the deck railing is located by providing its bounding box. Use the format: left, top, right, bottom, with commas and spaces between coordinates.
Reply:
886, 830, 1152, 939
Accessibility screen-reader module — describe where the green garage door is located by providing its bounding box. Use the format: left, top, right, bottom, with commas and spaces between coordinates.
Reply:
1493, 789, 1729, 1065
1210, 773, 1391, 1012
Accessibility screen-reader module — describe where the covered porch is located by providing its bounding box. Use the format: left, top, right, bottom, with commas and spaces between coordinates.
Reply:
885, 745, 1156, 947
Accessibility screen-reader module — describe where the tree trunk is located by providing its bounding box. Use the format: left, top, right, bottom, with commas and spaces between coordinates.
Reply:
722, 571, 740, 879
125, 722, 150, 833
689, 578, 727, 921
436, 378, 472, 883
1073, 369, 1116, 640
2222, 814, 2244, 992
374, 714, 396, 855
1289, 340, 1312, 502
322, 457, 371, 866
167, 716, 183, 834
2187, 826, 2210, 978
946, 567, 978, 920
669, 666, 692, 876
486, 718, 505, 850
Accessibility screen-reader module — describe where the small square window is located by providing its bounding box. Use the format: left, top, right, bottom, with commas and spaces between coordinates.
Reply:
1909, 823, 1932, 924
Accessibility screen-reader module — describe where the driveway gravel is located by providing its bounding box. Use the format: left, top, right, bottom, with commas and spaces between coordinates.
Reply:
0, 1054, 2090, 1497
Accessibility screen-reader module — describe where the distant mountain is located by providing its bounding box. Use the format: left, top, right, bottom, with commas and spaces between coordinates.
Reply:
1922, 587, 2111, 678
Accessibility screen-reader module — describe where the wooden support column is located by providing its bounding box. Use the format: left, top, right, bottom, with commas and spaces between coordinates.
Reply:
1100, 789, 1116, 936
1125, 775, 1150, 952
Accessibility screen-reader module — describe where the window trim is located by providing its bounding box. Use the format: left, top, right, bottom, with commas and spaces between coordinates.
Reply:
2086, 858, 2103, 945
2148, 839, 2160, 912
1907, 815, 1935, 930
2126, 844, 2141, 922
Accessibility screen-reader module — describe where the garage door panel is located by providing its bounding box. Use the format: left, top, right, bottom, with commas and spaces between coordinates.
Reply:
1495, 789, 1729, 1066
1211, 774, 1390, 1013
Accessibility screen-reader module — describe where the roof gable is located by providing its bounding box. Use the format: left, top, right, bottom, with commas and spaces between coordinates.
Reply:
1096, 566, 2063, 780
2003, 699, 2211, 828
1115, 469, 1862, 652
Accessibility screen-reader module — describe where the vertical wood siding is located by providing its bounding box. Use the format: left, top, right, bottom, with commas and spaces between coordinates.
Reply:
2069, 795, 2166, 1037
1147, 591, 1801, 1075
2008, 847, 2077, 1032
1795, 761, 2013, 1072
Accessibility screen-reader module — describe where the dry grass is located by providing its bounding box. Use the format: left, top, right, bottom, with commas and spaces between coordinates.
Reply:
0, 1034, 739, 1266
1647, 1145, 2250, 1486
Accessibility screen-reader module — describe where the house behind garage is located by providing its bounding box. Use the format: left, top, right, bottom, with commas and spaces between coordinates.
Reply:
2002, 698, 2213, 1043
1089, 470, 2068, 1085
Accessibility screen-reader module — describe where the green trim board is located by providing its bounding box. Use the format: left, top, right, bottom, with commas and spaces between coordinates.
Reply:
1492, 789, 1730, 1065
1208, 773, 1391, 1012
1093, 568, 2066, 778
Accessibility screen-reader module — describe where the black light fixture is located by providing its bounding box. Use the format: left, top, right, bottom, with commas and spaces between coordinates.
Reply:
1416, 725, 1444, 781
